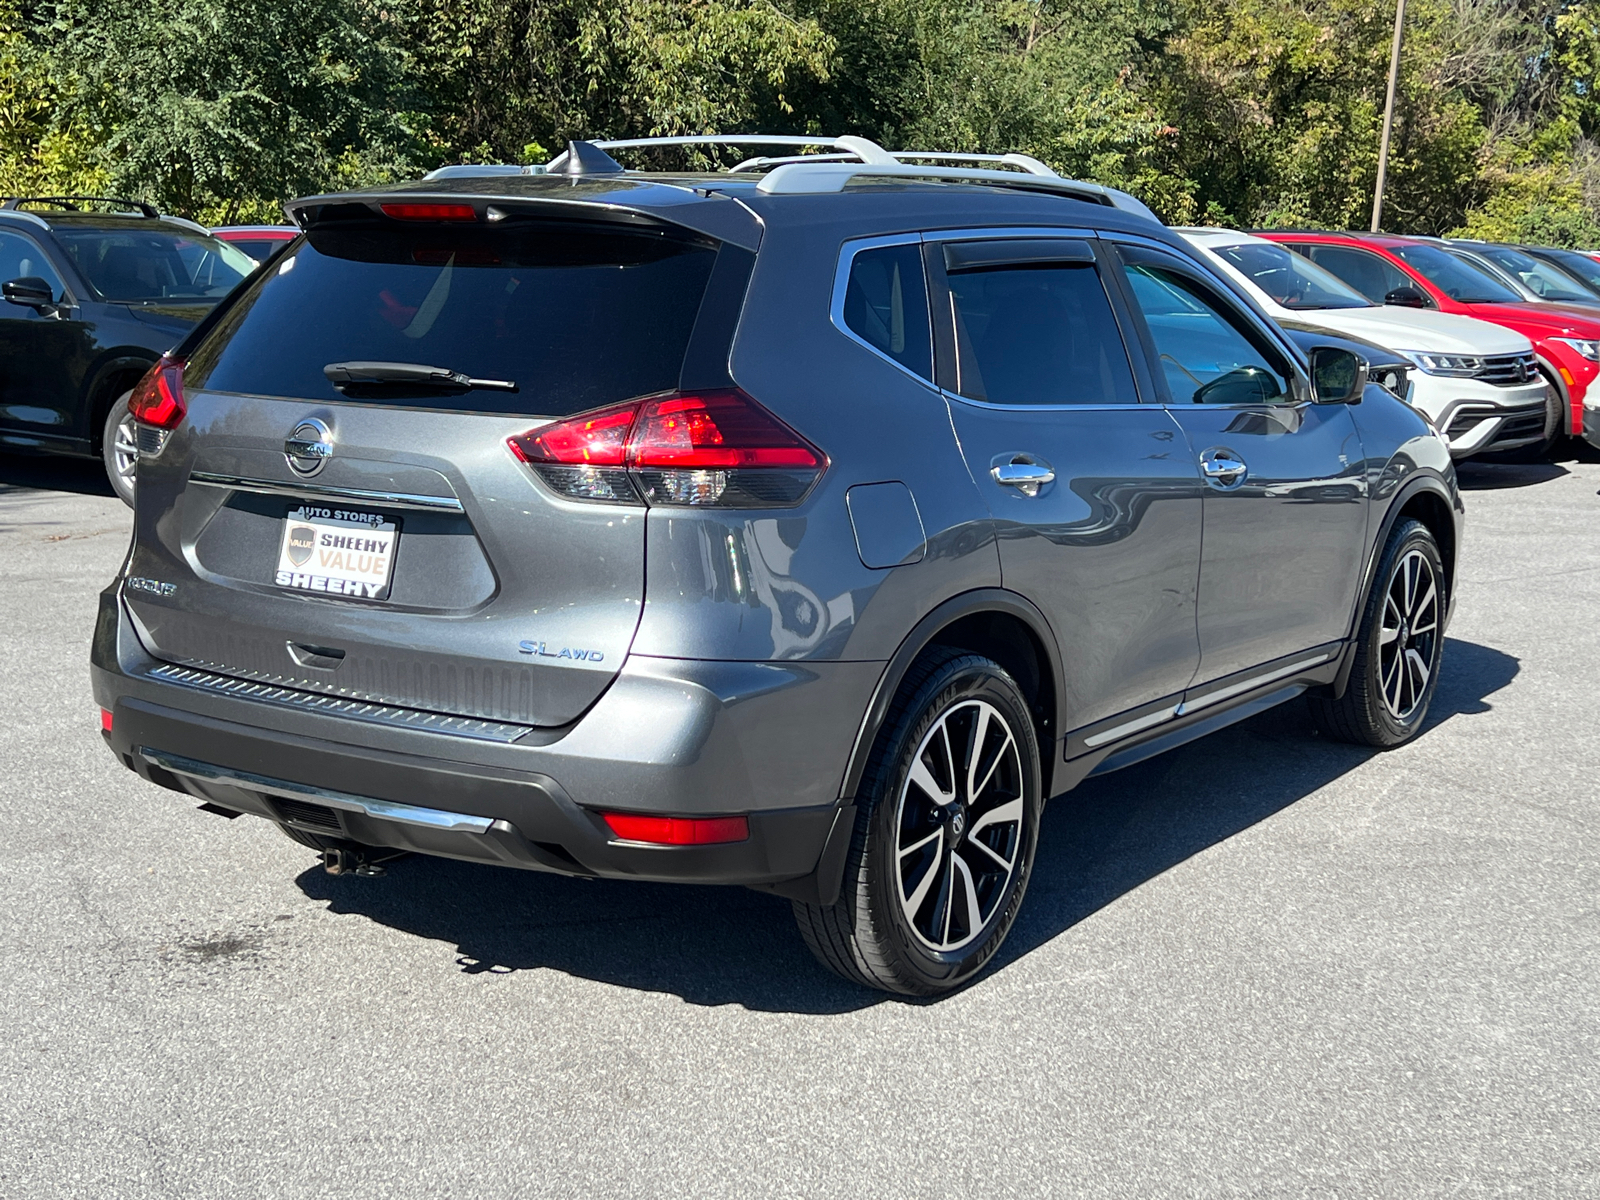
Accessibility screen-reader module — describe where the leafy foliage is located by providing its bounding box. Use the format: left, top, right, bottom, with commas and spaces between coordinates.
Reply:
2, 0, 1600, 244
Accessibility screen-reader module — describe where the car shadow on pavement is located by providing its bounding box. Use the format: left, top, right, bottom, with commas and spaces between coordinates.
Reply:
296, 636, 1518, 1014
1455, 460, 1569, 490
0, 452, 114, 497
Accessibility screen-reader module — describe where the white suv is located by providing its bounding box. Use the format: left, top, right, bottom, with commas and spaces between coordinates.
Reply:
1181, 228, 1551, 459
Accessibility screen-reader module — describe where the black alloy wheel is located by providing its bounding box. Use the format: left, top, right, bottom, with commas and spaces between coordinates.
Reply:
794, 649, 1042, 996
1311, 518, 1446, 747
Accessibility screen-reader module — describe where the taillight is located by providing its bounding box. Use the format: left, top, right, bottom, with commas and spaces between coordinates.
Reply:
602, 812, 749, 845
380, 203, 477, 221
128, 355, 186, 430
99, 708, 113, 733
507, 389, 826, 508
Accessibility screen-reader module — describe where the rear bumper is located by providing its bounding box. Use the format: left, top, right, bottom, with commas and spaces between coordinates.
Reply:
91, 586, 879, 889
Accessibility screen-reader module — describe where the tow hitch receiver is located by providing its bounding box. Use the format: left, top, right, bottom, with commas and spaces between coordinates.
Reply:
322, 847, 407, 878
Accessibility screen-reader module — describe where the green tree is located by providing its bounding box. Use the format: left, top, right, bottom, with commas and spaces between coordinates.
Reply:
28, 0, 421, 221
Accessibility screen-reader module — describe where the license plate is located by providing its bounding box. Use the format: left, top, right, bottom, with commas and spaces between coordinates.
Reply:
274, 506, 398, 600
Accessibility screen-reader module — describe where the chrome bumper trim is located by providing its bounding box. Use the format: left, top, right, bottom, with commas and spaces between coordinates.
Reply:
139, 748, 494, 833
189, 471, 465, 513
143, 662, 533, 743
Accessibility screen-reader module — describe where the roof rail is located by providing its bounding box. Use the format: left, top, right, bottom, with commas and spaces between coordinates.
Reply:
1, 195, 159, 219
755, 162, 1159, 221
423, 163, 549, 180
588, 134, 899, 166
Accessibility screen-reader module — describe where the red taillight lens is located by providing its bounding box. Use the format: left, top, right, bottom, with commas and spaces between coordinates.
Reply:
510, 404, 634, 467
380, 203, 477, 221
602, 812, 749, 845
507, 390, 825, 507
99, 708, 113, 733
128, 354, 186, 430
629, 392, 822, 469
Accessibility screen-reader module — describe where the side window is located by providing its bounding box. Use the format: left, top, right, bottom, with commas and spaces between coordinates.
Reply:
1294, 244, 1417, 305
842, 242, 932, 380
944, 259, 1138, 406
0, 230, 65, 302
1119, 259, 1293, 405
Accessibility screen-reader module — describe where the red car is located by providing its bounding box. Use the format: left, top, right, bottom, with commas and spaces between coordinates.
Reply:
1258, 231, 1600, 450
210, 224, 296, 264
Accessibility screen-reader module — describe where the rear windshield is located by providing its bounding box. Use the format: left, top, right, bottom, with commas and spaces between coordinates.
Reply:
226, 237, 292, 263
184, 219, 720, 416
54, 226, 255, 302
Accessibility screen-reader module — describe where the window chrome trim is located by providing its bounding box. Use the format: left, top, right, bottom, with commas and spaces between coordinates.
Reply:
139, 747, 496, 833
189, 471, 465, 513
1177, 651, 1333, 716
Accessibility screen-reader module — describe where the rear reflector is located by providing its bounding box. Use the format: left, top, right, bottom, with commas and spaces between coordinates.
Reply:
128, 354, 187, 430
380, 203, 477, 222
602, 812, 750, 845
99, 708, 113, 733
509, 390, 825, 507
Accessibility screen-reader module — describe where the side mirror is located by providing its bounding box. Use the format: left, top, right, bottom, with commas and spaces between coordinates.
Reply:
1383, 285, 1429, 308
3, 276, 56, 311
1309, 347, 1368, 404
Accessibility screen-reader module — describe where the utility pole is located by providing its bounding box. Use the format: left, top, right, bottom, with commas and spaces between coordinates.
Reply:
1371, 0, 1407, 232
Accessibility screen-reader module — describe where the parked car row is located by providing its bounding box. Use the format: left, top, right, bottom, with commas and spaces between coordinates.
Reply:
5, 148, 1594, 994
1253, 230, 1600, 454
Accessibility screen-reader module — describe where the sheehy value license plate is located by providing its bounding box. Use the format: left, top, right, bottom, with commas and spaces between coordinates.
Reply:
274, 506, 398, 600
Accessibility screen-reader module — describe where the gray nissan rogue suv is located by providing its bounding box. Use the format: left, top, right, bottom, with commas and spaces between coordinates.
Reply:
92, 137, 1463, 995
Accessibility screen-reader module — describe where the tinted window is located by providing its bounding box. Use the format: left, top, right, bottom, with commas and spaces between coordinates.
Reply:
186, 219, 719, 417
945, 262, 1137, 405
0, 231, 65, 301
53, 226, 254, 302
228, 238, 293, 264
1538, 247, 1600, 293
1293, 244, 1418, 304
1472, 245, 1597, 302
1388, 243, 1520, 303
1121, 262, 1292, 405
1214, 242, 1371, 310
842, 243, 932, 379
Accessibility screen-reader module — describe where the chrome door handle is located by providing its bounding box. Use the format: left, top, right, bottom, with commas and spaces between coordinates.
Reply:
991, 454, 1055, 498
1200, 448, 1248, 489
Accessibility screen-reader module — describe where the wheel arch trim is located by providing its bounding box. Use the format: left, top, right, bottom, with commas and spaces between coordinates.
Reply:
1330, 471, 1459, 697
835, 588, 1065, 805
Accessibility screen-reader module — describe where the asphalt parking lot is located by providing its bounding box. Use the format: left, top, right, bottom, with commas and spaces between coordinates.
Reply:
1, 447, 1596, 1198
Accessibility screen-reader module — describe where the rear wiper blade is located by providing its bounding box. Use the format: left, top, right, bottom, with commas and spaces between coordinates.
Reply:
324, 361, 518, 393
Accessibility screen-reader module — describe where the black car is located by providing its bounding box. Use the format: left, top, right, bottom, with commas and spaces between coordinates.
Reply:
0, 196, 257, 503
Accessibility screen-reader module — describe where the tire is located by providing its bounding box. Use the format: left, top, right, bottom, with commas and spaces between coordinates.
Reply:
101, 390, 137, 508
794, 649, 1042, 996
1310, 518, 1445, 747
276, 822, 344, 852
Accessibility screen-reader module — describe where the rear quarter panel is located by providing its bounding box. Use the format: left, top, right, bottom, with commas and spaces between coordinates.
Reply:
629, 211, 1001, 663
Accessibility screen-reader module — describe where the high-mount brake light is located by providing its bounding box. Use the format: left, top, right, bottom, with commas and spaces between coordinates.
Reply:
127, 354, 187, 430
508, 389, 826, 508
380, 203, 477, 222
602, 812, 750, 846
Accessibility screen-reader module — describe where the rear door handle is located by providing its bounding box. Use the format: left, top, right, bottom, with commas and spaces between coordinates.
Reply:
1200, 447, 1248, 489
991, 453, 1056, 497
